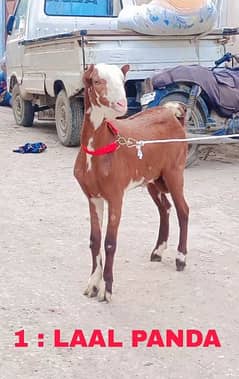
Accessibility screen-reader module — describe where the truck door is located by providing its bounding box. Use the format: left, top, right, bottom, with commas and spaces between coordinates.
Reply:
6, 0, 29, 86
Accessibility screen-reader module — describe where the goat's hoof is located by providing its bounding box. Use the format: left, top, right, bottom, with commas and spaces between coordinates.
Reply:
176, 259, 186, 271
175, 251, 187, 271
97, 280, 112, 303
150, 243, 167, 262
84, 285, 99, 298
98, 291, 112, 303
150, 253, 162, 262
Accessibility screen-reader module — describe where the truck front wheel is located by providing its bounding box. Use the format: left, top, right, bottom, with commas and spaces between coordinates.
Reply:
55, 90, 83, 146
12, 84, 34, 127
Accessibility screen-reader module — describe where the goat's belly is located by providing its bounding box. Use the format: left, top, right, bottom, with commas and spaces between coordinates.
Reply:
125, 178, 146, 192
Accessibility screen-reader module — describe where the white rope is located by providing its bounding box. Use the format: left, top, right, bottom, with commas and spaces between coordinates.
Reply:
138, 133, 239, 145
135, 133, 239, 159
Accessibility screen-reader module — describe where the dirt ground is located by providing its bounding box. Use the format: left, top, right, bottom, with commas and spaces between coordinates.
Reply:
0, 106, 239, 379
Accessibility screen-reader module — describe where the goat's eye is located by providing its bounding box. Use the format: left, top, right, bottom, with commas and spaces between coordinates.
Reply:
94, 80, 100, 85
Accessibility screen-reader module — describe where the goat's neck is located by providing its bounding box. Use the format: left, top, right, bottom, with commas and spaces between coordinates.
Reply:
88, 104, 106, 130
81, 108, 106, 147
82, 84, 101, 133
81, 87, 109, 145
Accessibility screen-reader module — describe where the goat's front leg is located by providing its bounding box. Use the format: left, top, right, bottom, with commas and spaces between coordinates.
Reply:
98, 197, 123, 302
84, 197, 104, 298
147, 183, 171, 262
165, 171, 189, 271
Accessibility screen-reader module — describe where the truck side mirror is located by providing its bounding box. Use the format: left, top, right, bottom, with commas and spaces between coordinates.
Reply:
6, 15, 15, 35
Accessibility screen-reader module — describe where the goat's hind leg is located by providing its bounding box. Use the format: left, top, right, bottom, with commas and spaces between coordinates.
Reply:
84, 197, 104, 298
147, 182, 171, 262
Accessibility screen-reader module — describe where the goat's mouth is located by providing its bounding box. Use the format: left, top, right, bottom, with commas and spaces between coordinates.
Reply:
111, 100, 127, 114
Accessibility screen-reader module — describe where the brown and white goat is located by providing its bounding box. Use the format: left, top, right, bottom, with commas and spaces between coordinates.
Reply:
74, 63, 189, 302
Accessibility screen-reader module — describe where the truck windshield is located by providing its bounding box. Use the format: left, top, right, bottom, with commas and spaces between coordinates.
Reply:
45, 0, 120, 17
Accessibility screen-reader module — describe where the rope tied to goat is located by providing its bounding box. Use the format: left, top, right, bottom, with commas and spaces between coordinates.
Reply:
82, 118, 239, 160
116, 133, 239, 160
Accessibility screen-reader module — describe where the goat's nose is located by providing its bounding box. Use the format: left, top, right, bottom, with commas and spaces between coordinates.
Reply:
116, 99, 127, 109
111, 98, 128, 114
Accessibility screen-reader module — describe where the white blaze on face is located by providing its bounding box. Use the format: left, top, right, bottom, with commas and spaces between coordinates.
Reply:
95, 63, 128, 118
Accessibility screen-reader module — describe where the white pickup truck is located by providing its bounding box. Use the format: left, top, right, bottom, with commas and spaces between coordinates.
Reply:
5, 0, 237, 146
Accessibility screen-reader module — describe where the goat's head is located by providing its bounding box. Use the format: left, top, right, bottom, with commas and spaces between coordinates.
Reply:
83, 63, 130, 122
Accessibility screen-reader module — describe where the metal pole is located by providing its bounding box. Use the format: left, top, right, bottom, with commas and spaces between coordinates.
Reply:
0, 0, 6, 58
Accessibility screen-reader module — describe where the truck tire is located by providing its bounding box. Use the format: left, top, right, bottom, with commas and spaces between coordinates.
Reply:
160, 93, 206, 167
12, 84, 34, 127
55, 90, 83, 146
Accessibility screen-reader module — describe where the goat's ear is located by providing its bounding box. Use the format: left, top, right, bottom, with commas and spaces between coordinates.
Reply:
121, 64, 130, 77
83, 64, 94, 86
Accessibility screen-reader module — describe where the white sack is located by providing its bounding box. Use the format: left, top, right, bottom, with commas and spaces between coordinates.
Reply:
118, 0, 218, 35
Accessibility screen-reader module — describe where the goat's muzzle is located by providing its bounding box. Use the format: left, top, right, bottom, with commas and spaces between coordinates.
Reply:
111, 99, 128, 115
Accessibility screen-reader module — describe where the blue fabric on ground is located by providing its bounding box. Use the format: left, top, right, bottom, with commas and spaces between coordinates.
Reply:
13, 142, 47, 154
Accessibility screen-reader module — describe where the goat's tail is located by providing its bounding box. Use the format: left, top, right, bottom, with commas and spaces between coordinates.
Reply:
163, 102, 187, 126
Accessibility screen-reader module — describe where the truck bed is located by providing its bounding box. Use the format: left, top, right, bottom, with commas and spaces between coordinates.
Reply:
19, 27, 235, 85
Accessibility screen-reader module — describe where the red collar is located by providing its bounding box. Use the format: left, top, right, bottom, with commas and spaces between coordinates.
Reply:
82, 121, 119, 156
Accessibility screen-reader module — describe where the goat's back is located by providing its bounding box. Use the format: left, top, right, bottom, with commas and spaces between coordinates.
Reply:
115, 105, 186, 140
